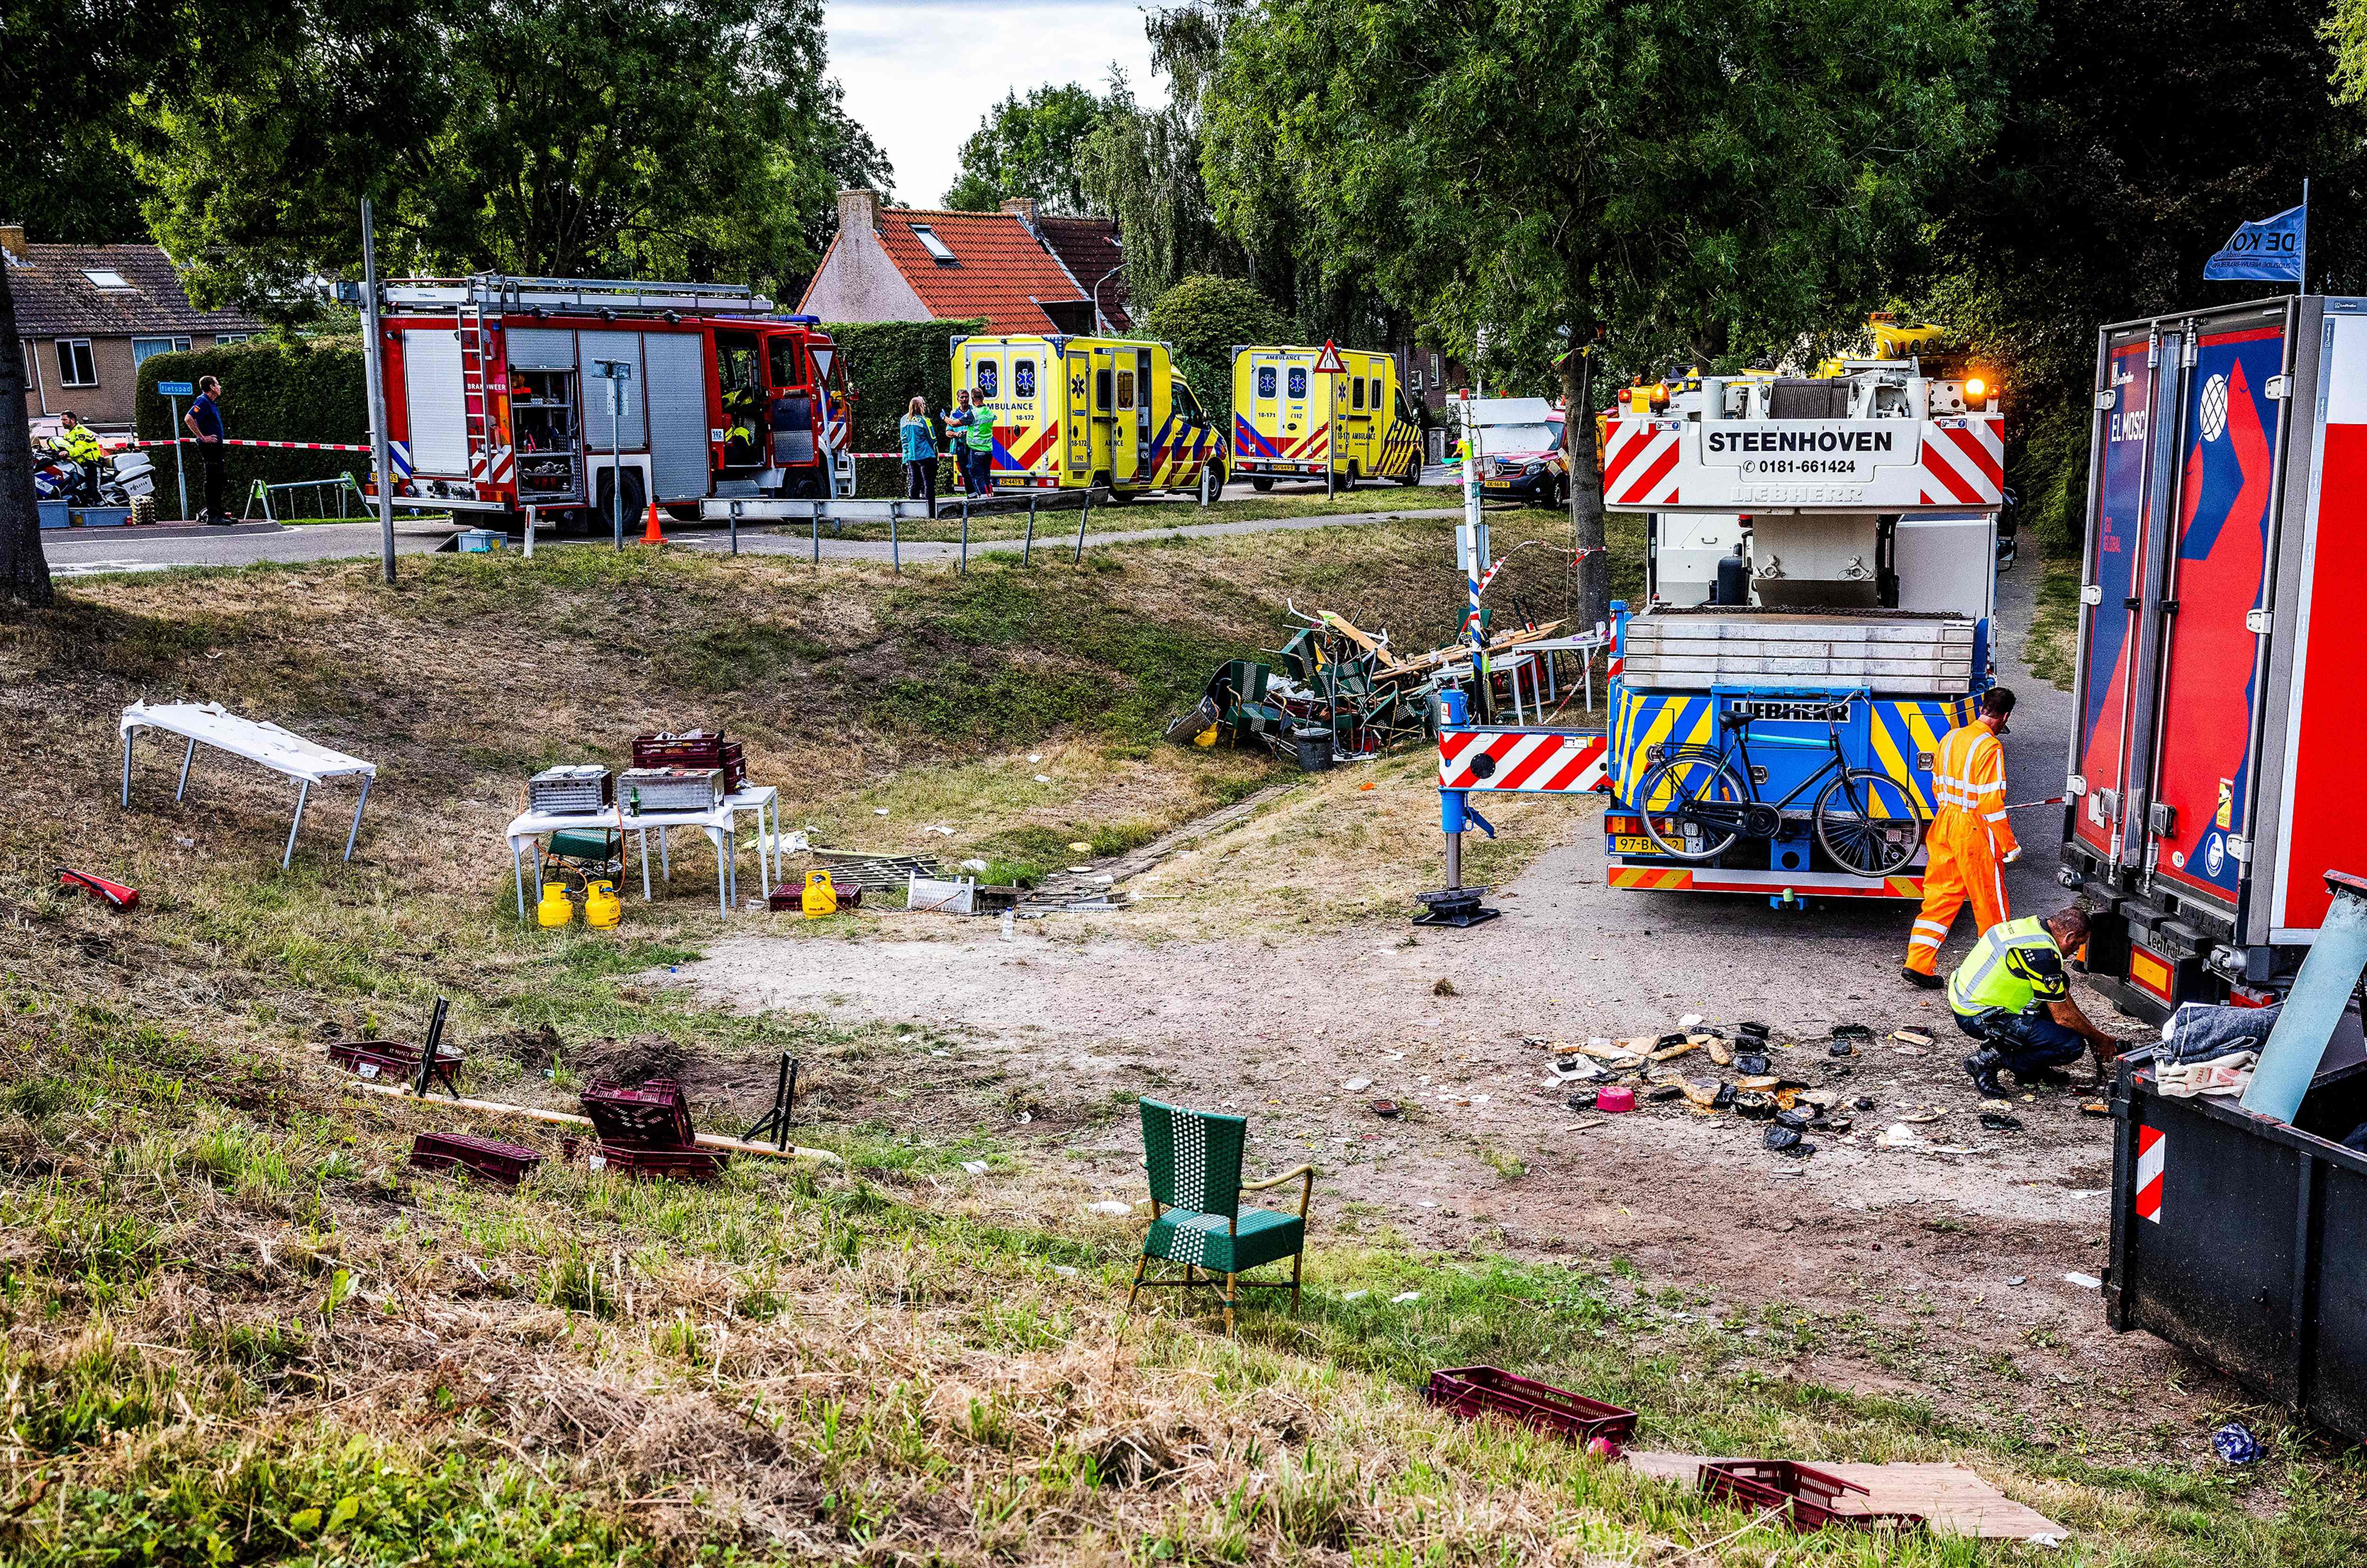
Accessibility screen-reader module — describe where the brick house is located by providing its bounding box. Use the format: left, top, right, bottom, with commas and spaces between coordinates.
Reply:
7, 224, 264, 431
797, 191, 1131, 335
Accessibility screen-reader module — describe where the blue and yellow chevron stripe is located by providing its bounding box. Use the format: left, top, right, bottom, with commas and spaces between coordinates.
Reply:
1608, 686, 1975, 816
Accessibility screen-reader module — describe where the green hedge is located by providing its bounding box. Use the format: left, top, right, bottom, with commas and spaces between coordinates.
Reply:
827, 317, 984, 496
135, 337, 368, 518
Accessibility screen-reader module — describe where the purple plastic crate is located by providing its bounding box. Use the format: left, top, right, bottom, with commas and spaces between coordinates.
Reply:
590, 1141, 728, 1181
410, 1132, 543, 1186
580, 1078, 694, 1148
1424, 1366, 1638, 1452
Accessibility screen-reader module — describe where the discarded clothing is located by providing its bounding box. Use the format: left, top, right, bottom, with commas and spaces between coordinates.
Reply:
2160, 1001, 2280, 1064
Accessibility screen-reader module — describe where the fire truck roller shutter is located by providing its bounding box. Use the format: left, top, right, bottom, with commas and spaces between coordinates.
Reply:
403, 329, 469, 474
506, 329, 575, 371
578, 330, 647, 451
642, 331, 707, 501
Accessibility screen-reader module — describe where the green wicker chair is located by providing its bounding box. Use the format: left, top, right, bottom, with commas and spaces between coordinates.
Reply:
1127, 1097, 1313, 1337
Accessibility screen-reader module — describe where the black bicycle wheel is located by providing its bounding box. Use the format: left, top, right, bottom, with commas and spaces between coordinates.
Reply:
1814, 769, 1925, 876
1636, 754, 1750, 861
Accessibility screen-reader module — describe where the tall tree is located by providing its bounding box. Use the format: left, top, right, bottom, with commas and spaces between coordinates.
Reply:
1194, 0, 2001, 630
943, 83, 1110, 214
1922, 0, 2367, 550
1078, 71, 1234, 312
127, 0, 881, 314
1, 0, 241, 609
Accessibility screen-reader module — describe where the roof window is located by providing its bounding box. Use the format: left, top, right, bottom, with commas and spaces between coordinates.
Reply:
909, 225, 958, 265
81, 268, 132, 290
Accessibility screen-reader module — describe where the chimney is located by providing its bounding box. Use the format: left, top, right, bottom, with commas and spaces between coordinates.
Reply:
1000, 197, 1040, 231
0, 223, 25, 263
836, 189, 880, 235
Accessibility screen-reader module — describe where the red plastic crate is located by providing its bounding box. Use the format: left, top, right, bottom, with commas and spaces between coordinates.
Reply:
1698, 1461, 1923, 1533
590, 1142, 728, 1181
632, 731, 746, 793
1424, 1366, 1638, 1452
580, 1078, 694, 1148
409, 1132, 543, 1186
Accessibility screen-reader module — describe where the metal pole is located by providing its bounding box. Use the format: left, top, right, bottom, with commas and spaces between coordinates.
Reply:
361, 197, 396, 583
168, 395, 189, 521
960, 494, 969, 575
811, 501, 820, 563
890, 500, 899, 573
2299, 176, 2311, 296
730, 499, 739, 557
1023, 497, 1035, 564
610, 375, 623, 551
1074, 488, 1091, 562
1460, 399, 1491, 722
524, 504, 535, 560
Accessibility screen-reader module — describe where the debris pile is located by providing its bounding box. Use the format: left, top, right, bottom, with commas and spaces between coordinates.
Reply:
1170, 608, 1576, 765
1539, 1020, 1861, 1159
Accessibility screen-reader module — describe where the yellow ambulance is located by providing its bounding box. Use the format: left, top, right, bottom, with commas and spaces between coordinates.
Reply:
1230, 344, 1425, 491
949, 333, 1221, 500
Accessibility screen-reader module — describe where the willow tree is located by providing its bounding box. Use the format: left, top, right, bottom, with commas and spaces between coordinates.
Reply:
1192, 0, 2002, 627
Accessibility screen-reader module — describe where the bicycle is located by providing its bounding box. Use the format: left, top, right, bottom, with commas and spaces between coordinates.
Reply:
1632, 689, 1924, 876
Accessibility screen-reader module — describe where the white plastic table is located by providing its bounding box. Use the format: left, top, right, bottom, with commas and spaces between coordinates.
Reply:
505, 804, 734, 918
121, 700, 377, 869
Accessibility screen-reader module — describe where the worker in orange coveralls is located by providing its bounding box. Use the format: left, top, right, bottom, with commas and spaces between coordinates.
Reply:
1903, 687, 2019, 988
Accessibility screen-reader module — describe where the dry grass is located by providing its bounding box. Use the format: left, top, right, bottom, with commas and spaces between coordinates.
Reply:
1, 521, 2358, 1565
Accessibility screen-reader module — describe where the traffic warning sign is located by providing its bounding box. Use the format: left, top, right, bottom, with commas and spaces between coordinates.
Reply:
1312, 339, 1346, 375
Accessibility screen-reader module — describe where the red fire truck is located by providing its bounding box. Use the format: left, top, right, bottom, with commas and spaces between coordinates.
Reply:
2063, 294, 2367, 1018
362, 275, 851, 531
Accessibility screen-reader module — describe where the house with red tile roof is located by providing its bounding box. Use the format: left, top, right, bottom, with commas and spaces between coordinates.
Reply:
8, 225, 265, 431
797, 191, 1130, 336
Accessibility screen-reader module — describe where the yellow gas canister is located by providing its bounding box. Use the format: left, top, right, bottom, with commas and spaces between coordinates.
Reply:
536, 882, 575, 927
583, 879, 622, 929
801, 870, 837, 918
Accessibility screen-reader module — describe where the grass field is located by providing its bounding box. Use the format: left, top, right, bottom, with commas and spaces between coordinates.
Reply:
3, 517, 2360, 1565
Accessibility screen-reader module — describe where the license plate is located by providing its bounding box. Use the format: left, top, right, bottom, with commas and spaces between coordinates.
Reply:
1481, 480, 1511, 491
1611, 835, 1658, 854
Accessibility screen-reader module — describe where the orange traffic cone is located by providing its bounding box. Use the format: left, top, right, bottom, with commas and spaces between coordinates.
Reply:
640, 498, 666, 545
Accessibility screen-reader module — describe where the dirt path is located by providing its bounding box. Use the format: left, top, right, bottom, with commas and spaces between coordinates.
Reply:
674, 557, 2220, 1453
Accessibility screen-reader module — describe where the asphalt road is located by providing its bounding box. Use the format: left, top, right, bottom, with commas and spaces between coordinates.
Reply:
40, 471, 1469, 578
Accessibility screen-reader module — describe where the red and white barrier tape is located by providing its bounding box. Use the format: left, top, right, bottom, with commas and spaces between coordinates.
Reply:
125, 437, 374, 453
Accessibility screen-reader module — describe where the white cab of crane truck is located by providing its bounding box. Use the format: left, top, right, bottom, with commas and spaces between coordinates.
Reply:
1597, 331, 2006, 900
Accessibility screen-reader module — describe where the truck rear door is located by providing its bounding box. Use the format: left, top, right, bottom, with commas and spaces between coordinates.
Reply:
2072, 324, 2181, 871
2142, 305, 2294, 912
1244, 353, 1284, 466
1110, 351, 1143, 486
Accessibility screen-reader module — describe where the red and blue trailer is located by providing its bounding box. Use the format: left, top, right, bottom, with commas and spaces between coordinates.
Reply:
2063, 295, 2367, 1018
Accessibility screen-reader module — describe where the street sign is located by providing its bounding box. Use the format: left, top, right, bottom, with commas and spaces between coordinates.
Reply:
157, 381, 194, 397
810, 347, 836, 382
1312, 340, 1346, 376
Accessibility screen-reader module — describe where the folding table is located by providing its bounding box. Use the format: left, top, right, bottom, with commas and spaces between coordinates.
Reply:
505, 804, 735, 918
120, 700, 377, 869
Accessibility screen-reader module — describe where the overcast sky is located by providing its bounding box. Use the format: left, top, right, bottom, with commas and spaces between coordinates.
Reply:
826, 0, 1165, 210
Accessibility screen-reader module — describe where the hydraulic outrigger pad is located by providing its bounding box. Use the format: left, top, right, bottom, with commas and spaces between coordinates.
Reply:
1412, 885, 1499, 929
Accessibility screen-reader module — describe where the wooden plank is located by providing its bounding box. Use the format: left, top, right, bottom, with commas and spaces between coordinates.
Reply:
1620, 1453, 2066, 1541
347, 1080, 843, 1164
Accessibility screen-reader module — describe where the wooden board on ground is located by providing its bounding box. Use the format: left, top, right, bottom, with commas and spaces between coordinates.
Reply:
1620, 1452, 2066, 1541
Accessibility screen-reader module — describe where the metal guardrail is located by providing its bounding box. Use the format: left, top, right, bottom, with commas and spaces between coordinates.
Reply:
705, 486, 1114, 573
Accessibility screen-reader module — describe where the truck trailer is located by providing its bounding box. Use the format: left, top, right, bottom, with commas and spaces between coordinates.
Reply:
1599, 334, 2006, 901
2062, 295, 2367, 1019
365, 275, 850, 532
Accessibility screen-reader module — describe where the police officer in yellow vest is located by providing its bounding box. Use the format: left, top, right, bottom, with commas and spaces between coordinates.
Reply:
1950, 906, 2125, 1096
54, 410, 109, 501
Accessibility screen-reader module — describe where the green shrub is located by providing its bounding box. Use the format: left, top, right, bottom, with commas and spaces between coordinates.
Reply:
134, 336, 367, 515
1139, 275, 1287, 437
828, 317, 985, 496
